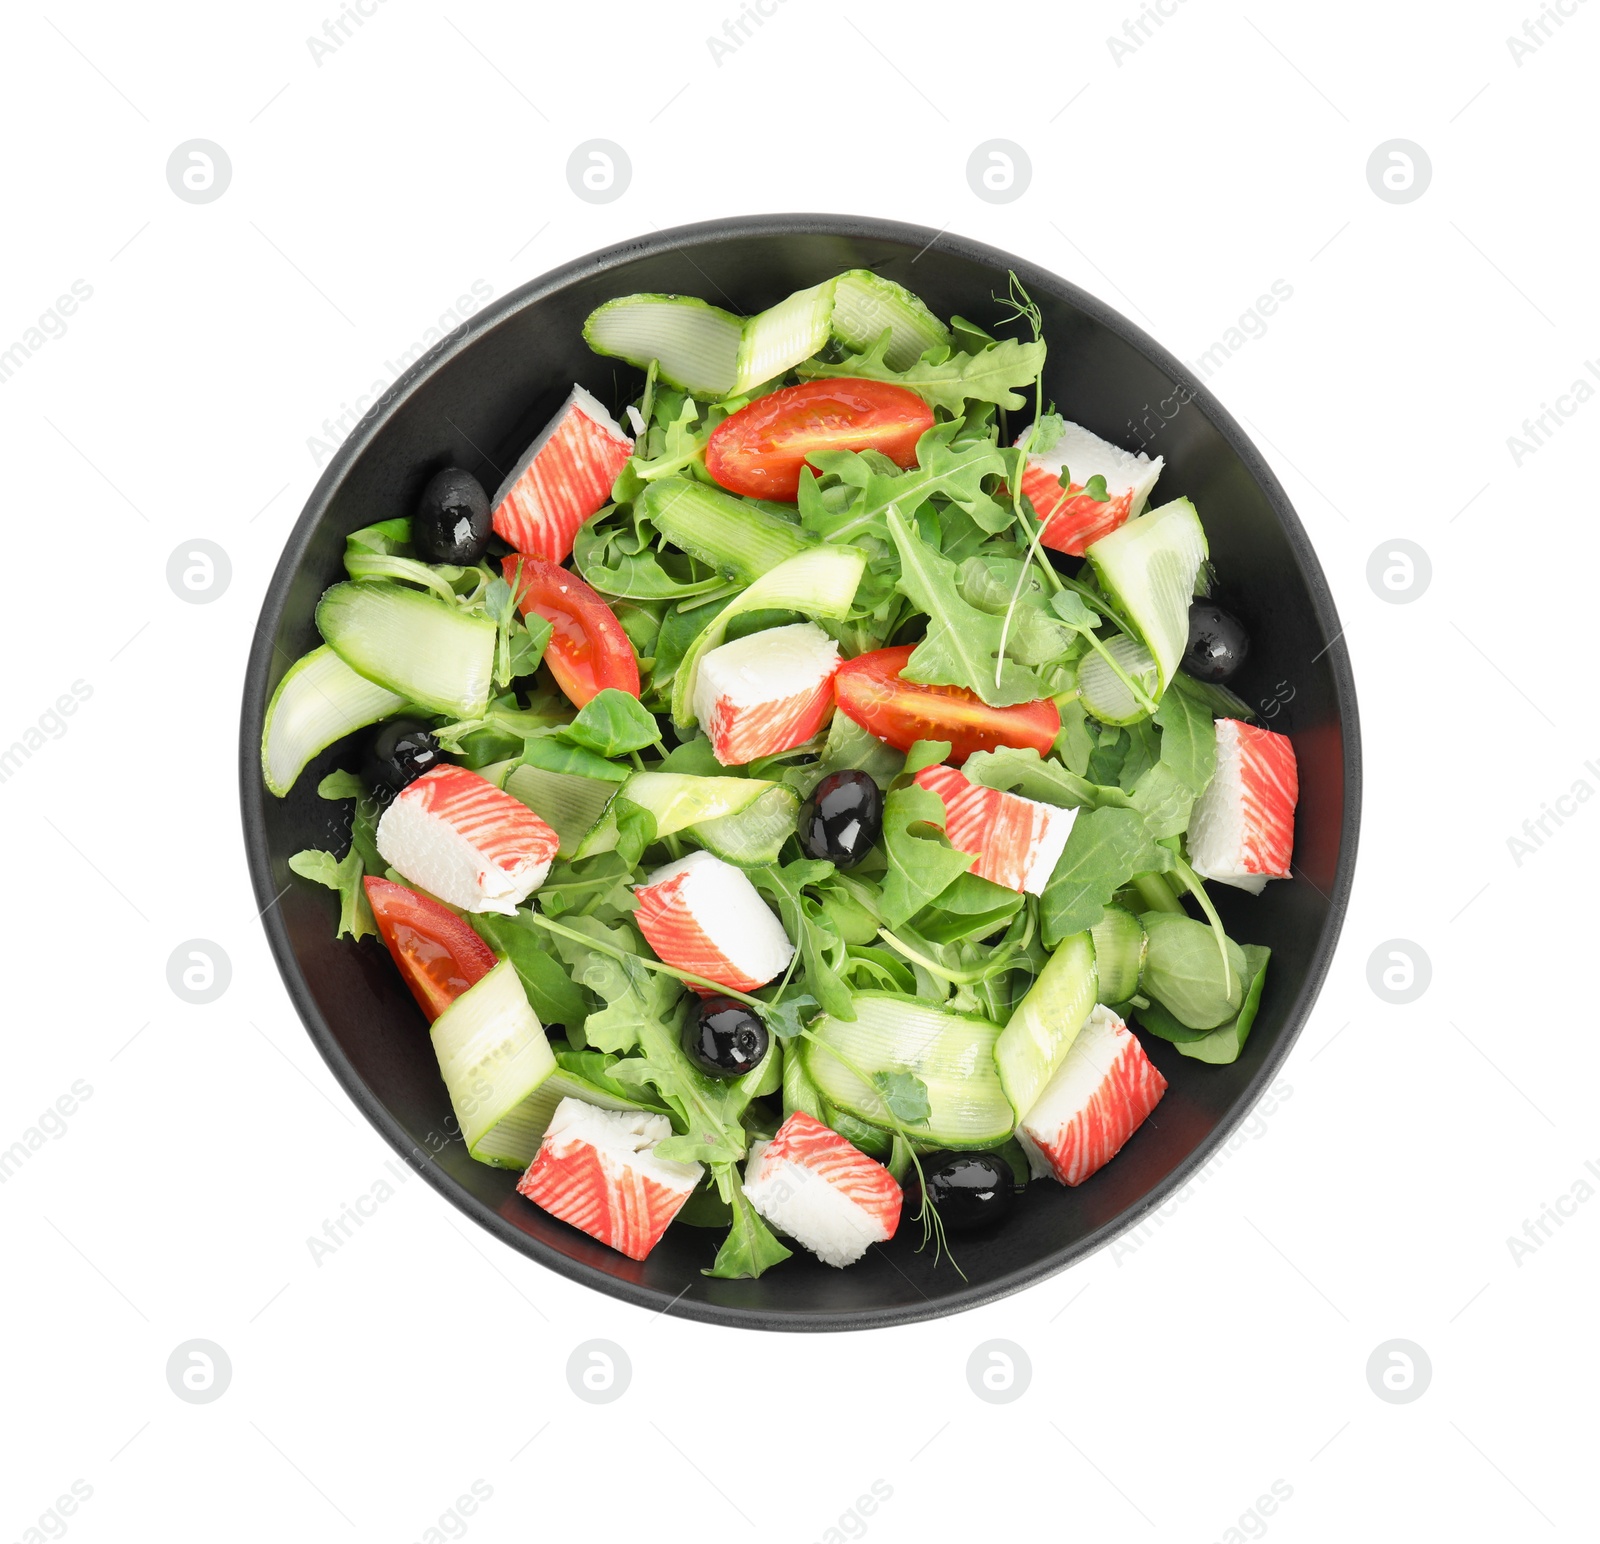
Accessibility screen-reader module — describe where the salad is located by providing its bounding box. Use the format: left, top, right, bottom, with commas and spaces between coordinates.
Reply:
262, 266, 1299, 1279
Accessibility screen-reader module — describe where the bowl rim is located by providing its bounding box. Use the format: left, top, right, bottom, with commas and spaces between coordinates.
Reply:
240, 211, 1361, 1332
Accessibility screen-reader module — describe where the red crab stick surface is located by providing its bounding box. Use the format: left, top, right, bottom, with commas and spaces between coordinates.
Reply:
742, 1112, 903, 1267
632, 851, 795, 994
491, 384, 633, 563
517, 1097, 702, 1261
1018, 1006, 1167, 1186
1015, 418, 1163, 556
913, 764, 1076, 896
1185, 718, 1298, 894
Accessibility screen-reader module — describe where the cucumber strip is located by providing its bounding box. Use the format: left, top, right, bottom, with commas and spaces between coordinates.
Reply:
1089, 905, 1146, 1004
572, 807, 620, 859
782, 1035, 827, 1123
503, 764, 617, 858
468, 1065, 656, 1169
638, 478, 814, 584
261, 644, 407, 797
804, 993, 1014, 1148
429, 958, 556, 1160
821, 1101, 893, 1158
1085, 498, 1209, 694
995, 931, 1097, 1121
831, 270, 949, 368
583, 293, 742, 397
672, 544, 868, 729
316, 581, 495, 718
622, 771, 771, 836
1077, 634, 1161, 725
690, 784, 800, 866
734, 280, 836, 393
342, 550, 462, 603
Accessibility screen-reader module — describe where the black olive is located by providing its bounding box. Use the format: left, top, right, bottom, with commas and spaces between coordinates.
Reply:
413, 467, 491, 565
908, 1151, 1015, 1232
1183, 601, 1250, 684
686, 997, 769, 1079
362, 718, 444, 798
798, 769, 883, 867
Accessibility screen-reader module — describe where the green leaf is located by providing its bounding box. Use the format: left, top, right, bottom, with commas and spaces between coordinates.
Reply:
749, 861, 855, 1022
902, 738, 952, 777
872, 1069, 932, 1125
800, 331, 1047, 414
797, 419, 1010, 547
1138, 912, 1248, 1029
520, 734, 632, 784
1030, 412, 1066, 454
563, 688, 663, 758
541, 915, 682, 1054
706, 1164, 793, 1279
961, 745, 1108, 810
534, 851, 637, 922
1152, 683, 1217, 794
469, 911, 592, 1028
1176, 945, 1270, 1063
886, 508, 1050, 708
759, 989, 824, 1042
878, 782, 976, 929
959, 556, 1082, 667
572, 504, 727, 603
1040, 806, 1171, 946
315, 769, 365, 801
288, 845, 376, 942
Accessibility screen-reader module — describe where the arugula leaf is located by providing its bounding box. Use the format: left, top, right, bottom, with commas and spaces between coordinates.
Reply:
749, 860, 855, 1022
533, 851, 637, 922
902, 738, 952, 777
571, 504, 727, 603
886, 509, 1051, 708
797, 420, 1010, 546
1152, 683, 1217, 795
878, 782, 976, 929
961, 745, 1107, 810
707, 1166, 792, 1278
469, 911, 593, 1028
1139, 913, 1248, 1029
1040, 806, 1172, 946
316, 769, 365, 801
958, 555, 1082, 667
872, 1070, 933, 1125
540, 915, 681, 1054
562, 688, 662, 758
800, 331, 1047, 413
759, 989, 824, 1042
288, 846, 376, 941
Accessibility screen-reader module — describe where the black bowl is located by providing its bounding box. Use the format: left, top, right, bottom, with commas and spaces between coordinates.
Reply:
241, 214, 1359, 1330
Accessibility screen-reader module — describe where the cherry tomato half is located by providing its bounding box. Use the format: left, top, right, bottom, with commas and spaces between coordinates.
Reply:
705, 378, 934, 501
503, 554, 641, 708
364, 876, 497, 1022
833, 645, 1060, 765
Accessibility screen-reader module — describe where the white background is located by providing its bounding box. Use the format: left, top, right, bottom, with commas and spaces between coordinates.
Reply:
2, 2, 1597, 1540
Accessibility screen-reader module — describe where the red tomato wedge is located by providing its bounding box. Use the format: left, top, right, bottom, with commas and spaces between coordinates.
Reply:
705, 378, 934, 501
502, 554, 641, 708
363, 876, 497, 1022
834, 645, 1060, 765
